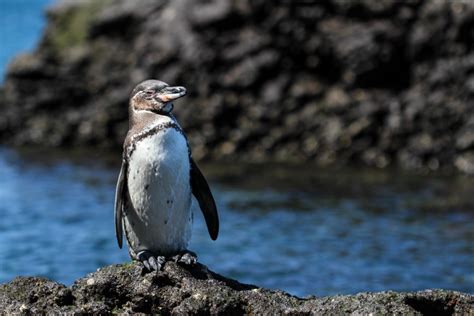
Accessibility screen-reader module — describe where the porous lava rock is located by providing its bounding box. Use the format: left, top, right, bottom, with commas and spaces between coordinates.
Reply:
1, 261, 472, 315
0, 0, 473, 173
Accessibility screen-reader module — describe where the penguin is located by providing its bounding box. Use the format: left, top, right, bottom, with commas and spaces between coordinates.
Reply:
114, 79, 219, 271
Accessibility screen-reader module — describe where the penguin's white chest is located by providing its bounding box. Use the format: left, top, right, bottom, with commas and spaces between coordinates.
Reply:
125, 126, 192, 255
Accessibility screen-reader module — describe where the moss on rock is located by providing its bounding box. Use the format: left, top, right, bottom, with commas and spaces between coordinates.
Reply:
44, 0, 112, 55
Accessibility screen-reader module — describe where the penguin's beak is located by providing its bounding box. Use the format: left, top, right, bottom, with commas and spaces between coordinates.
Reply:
157, 86, 187, 102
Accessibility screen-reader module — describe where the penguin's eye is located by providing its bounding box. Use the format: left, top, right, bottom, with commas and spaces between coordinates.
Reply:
144, 90, 154, 95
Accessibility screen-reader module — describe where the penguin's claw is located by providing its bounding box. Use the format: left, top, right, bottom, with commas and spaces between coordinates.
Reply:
137, 251, 166, 271
148, 256, 166, 271
180, 252, 197, 265
157, 256, 166, 268
142, 259, 151, 270
171, 250, 197, 265
148, 256, 158, 271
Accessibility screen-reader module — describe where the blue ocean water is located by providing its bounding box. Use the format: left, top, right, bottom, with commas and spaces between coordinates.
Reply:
0, 0, 52, 80
0, 148, 473, 297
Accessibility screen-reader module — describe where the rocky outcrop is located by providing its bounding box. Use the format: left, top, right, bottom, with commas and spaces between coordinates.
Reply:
0, 262, 472, 315
1, 0, 473, 173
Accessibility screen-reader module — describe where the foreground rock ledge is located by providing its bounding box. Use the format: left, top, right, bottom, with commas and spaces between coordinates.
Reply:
0, 262, 472, 315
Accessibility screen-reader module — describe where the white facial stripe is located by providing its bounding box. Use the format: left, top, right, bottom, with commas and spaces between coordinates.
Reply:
134, 90, 148, 99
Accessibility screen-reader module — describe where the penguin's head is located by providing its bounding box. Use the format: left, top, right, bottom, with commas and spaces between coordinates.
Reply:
130, 79, 187, 114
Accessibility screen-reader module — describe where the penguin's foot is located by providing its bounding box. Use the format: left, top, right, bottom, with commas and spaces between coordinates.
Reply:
171, 250, 197, 265
137, 250, 166, 271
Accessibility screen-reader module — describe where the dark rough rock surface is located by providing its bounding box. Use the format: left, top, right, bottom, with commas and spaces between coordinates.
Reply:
0, 262, 472, 315
1, 0, 473, 173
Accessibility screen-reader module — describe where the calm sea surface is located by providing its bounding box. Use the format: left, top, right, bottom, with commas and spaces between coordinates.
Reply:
0, 148, 473, 297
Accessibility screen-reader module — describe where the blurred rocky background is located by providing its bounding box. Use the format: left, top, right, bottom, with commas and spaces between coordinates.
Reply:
1, 0, 473, 173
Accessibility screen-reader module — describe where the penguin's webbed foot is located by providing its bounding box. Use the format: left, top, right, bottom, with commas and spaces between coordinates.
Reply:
171, 250, 197, 265
137, 250, 166, 271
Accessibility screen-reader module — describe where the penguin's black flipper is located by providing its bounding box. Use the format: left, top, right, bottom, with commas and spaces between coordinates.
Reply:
190, 158, 219, 240
114, 161, 127, 248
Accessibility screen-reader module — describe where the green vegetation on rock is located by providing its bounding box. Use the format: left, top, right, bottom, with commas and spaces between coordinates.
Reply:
47, 0, 111, 54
